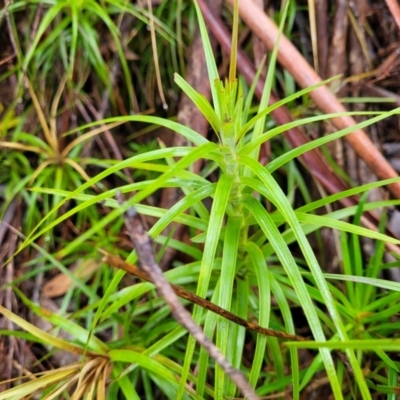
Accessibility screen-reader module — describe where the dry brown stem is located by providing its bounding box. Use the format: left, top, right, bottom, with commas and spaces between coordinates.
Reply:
385, 0, 400, 33
101, 250, 307, 342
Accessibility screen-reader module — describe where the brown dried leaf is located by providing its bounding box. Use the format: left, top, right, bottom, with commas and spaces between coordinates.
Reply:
42, 259, 100, 298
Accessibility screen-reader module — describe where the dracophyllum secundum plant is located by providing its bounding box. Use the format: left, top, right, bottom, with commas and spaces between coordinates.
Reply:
16, 0, 400, 399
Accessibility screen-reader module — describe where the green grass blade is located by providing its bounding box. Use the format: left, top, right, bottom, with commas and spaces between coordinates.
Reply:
215, 216, 241, 399
246, 0, 289, 163
239, 110, 383, 157
192, 0, 221, 117
178, 173, 234, 399
63, 115, 209, 146
245, 242, 270, 389
13, 287, 108, 353
269, 274, 300, 399
321, 273, 400, 293
267, 107, 400, 172
239, 75, 339, 139
196, 286, 219, 396
225, 275, 248, 397
22, 3, 65, 72
297, 177, 400, 214
0, 305, 88, 356
18, 144, 216, 256
295, 212, 400, 245
111, 362, 141, 400
174, 73, 221, 135
286, 339, 400, 351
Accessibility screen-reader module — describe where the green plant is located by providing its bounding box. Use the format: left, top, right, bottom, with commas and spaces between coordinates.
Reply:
3, 0, 400, 399
10, 0, 177, 106
0, 0, 183, 251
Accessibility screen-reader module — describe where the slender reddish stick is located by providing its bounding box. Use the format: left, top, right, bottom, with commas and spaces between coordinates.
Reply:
385, 0, 400, 33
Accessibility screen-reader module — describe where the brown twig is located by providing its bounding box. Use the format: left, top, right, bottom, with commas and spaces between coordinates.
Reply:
385, 0, 400, 33
315, 0, 328, 78
114, 193, 259, 400
100, 250, 307, 342
3, 0, 18, 65
0, 53, 15, 67
225, 0, 400, 199
30, 3, 44, 44
347, 1, 368, 186
327, 0, 349, 79
0, 200, 21, 391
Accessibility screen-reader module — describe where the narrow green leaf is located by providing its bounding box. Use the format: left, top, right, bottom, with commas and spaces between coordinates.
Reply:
269, 275, 300, 399
215, 216, 241, 399
22, 3, 65, 72
238, 75, 340, 140
174, 73, 221, 135
13, 288, 108, 353
109, 349, 178, 382
295, 212, 400, 245
0, 305, 88, 355
193, 0, 221, 117
297, 177, 400, 214
268, 107, 400, 172
111, 362, 141, 400
239, 111, 382, 157
178, 173, 234, 399
64, 115, 209, 146
245, 242, 270, 389
19, 144, 216, 257
286, 339, 400, 351
196, 285, 220, 396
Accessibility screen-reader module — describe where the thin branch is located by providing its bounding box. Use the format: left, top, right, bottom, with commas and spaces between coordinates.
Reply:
100, 250, 307, 342
385, 0, 400, 33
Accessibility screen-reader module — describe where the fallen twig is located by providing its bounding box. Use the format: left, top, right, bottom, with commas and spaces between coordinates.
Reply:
100, 250, 307, 342
385, 0, 400, 33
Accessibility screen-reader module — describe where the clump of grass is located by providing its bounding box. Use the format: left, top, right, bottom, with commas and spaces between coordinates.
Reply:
2, 0, 400, 399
